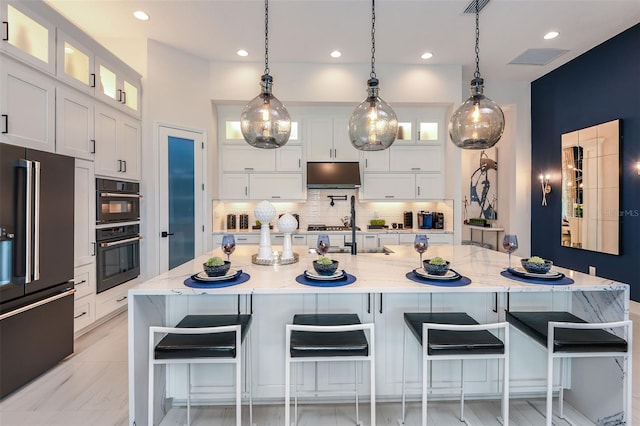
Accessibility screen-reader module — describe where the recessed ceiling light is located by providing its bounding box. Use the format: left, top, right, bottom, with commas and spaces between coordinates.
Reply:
544, 31, 559, 40
421, 52, 433, 60
237, 49, 249, 57
330, 50, 342, 58
133, 10, 149, 21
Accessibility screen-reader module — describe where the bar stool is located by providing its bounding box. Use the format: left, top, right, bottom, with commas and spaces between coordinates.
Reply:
148, 314, 253, 426
400, 312, 509, 426
507, 311, 631, 426
285, 313, 375, 426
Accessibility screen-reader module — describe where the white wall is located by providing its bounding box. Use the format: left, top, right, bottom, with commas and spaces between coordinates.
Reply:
140, 40, 213, 280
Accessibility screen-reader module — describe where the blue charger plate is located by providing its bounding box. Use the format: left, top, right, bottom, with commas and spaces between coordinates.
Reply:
405, 269, 471, 287
184, 271, 251, 288
295, 271, 356, 287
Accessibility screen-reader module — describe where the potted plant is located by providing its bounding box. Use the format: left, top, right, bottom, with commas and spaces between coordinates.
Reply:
312, 255, 339, 276
423, 256, 450, 276
520, 256, 552, 274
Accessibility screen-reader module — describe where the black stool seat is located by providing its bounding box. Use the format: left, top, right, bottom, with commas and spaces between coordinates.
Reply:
155, 314, 252, 359
404, 312, 505, 356
507, 311, 628, 353
290, 313, 369, 358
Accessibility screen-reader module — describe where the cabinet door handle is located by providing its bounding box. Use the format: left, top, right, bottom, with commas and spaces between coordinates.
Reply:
245, 187, 248, 196
417, 186, 421, 196
92, 242, 96, 256
122, 160, 127, 173
329, 148, 332, 158
1, 114, 7, 133
74, 311, 87, 319
411, 167, 421, 171
90, 73, 96, 88
334, 148, 337, 158
122, 91, 127, 104
244, 167, 254, 171
75, 279, 87, 285
118, 160, 123, 172
117, 89, 123, 103
385, 195, 394, 198
298, 159, 301, 168
379, 293, 383, 314
90, 139, 96, 154
271, 195, 281, 199
237, 237, 248, 241
367, 293, 371, 314
116, 295, 127, 302
2, 21, 8, 41
365, 159, 368, 168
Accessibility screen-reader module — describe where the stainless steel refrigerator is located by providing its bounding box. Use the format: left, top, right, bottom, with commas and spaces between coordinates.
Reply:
0, 144, 75, 398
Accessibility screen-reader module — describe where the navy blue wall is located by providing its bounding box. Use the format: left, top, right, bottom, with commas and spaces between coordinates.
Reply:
531, 23, 640, 301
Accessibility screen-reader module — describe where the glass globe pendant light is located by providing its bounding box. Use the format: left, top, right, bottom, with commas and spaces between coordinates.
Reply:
349, 0, 398, 151
240, 0, 291, 149
449, 0, 504, 150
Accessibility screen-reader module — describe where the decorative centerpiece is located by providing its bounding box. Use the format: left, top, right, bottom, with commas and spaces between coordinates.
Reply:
254, 200, 276, 260
313, 256, 339, 276
423, 257, 450, 276
521, 256, 552, 274
203, 256, 231, 277
277, 213, 298, 261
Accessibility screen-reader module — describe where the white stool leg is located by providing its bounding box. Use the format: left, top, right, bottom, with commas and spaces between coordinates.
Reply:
187, 364, 192, 426
459, 360, 465, 422
370, 325, 376, 426
422, 344, 428, 426
294, 363, 299, 426
285, 327, 291, 426
400, 326, 407, 425
503, 335, 509, 426
355, 360, 360, 425
148, 359, 154, 426
546, 351, 553, 426
559, 358, 566, 419
248, 330, 253, 426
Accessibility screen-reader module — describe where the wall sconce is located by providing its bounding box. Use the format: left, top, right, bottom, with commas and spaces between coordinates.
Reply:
636, 161, 640, 175
539, 173, 551, 206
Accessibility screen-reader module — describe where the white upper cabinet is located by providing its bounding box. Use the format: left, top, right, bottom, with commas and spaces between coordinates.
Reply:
362, 149, 390, 172
0, 1, 55, 73
390, 145, 443, 172
222, 145, 276, 172
94, 104, 140, 180
393, 106, 446, 145
96, 55, 140, 117
276, 145, 303, 171
360, 173, 416, 200
0, 57, 55, 151
415, 173, 444, 200
249, 174, 304, 201
56, 30, 95, 94
56, 86, 94, 160
306, 116, 359, 162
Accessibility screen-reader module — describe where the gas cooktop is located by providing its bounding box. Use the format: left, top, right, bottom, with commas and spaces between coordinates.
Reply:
307, 224, 361, 231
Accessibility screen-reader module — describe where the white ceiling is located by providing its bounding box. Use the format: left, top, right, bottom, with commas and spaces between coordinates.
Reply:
45, 0, 640, 82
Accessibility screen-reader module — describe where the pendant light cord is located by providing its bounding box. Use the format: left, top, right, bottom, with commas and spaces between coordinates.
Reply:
474, 0, 481, 80
370, 0, 376, 79
264, 0, 270, 75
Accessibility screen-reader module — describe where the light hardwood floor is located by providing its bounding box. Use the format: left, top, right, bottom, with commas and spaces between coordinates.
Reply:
0, 310, 637, 426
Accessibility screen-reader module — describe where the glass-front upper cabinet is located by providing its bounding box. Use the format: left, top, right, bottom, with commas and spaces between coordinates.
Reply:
223, 119, 299, 144
56, 30, 95, 94
1, 1, 55, 73
394, 106, 446, 145
96, 56, 141, 117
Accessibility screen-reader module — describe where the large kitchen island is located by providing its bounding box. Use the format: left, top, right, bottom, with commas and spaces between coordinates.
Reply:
128, 245, 629, 426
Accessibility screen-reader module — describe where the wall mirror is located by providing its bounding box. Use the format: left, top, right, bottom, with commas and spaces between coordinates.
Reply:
561, 119, 620, 255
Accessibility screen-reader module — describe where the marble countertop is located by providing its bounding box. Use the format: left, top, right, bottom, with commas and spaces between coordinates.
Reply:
130, 245, 628, 296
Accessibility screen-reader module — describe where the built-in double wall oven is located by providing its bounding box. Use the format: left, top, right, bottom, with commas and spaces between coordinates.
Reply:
96, 179, 141, 293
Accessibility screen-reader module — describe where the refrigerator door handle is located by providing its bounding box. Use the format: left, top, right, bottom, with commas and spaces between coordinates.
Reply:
18, 159, 33, 283
0, 288, 75, 321
33, 160, 41, 281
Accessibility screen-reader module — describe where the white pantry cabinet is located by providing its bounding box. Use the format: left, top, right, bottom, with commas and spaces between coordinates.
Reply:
0, 56, 55, 151
74, 159, 96, 267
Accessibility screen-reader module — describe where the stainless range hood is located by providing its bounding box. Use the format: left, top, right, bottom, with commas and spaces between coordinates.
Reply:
306, 162, 361, 189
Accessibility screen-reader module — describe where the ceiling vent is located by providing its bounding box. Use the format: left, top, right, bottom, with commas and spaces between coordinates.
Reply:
509, 48, 570, 66
463, 0, 490, 14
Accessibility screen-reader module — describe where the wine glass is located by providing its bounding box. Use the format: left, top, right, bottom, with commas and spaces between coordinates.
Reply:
414, 234, 428, 268
221, 234, 236, 262
316, 234, 330, 256
502, 234, 519, 269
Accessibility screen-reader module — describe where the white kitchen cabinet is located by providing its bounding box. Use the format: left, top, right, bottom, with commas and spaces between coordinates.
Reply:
362, 149, 390, 172
393, 106, 446, 145
415, 173, 444, 199
73, 262, 96, 334
94, 104, 140, 180
306, 117, 359, 162
390, 145, 443, 172
220, 173, 249, 200
56, 29, 95, 94
377, 233, 399, 247
360, 173, 415, 200
95, 55, 140, 117
74, 159, 96, 267
398, 232, 453, 245
56, 86, 94, 160
221, 145, 275, 172
0, 1, 55, 74
0, 57, 55, 151
234, 234, 260, 245
249, 174, 304, 201
95, 277, 139, 320
276, 145, 303, 171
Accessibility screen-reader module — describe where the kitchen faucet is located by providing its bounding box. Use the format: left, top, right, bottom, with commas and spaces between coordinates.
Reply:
350, 195, 357, 255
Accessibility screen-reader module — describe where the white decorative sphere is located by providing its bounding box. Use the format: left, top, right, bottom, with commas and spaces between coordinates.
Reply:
277, 213, 298, 233
254, 200, 276, 224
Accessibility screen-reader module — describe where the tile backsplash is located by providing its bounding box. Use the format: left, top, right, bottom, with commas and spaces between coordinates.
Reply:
215, 189, 454, 232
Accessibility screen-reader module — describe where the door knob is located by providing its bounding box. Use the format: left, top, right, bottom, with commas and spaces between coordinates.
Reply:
161, 231, 174, 238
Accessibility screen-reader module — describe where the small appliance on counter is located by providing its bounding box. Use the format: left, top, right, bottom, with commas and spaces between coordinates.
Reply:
403, 211, 413, 229
433, 212, 445, 229
417, 211, 433, 229
227, 214, 237, 230
239, 213, 249, 230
